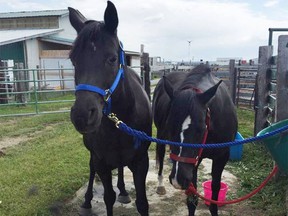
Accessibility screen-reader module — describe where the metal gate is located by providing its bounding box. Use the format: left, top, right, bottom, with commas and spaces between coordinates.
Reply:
0, 62, 75, 117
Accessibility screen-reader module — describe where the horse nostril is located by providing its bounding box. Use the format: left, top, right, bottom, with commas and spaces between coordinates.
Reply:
87, 108, 97, 125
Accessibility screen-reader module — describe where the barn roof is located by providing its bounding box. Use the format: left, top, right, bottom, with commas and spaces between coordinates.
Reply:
0, 9, 68, 19
0, 29, 63, 46
40, 35, 74, 46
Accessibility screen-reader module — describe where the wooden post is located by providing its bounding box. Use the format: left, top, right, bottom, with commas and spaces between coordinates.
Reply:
142, 52, 151, 101
140, 45, 151, 101
15, 63, 27, 105
36, 65, 42, 91
60, 65, 65, 90
254, 46, 273, 135
229, 59, 237, 104
0, 60, 8, 104
276, 35, 288, 121
276, 35, 288, 213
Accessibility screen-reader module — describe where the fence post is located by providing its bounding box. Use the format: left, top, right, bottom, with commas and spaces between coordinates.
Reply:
32, 69, 39, 114
0, 60, 8, 104
254, 46, 273, 135
276, 35, 288, 121
141, 52, 151, 101
229, 59, 237, 104
60, 65, 65, 91
14, 63, 27, 105
276, 35, 288, 207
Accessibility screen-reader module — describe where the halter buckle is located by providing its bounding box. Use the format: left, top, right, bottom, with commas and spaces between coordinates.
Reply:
104, 89, 112, 102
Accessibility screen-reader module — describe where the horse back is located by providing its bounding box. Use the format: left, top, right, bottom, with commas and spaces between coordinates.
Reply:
152, 71, 187, 135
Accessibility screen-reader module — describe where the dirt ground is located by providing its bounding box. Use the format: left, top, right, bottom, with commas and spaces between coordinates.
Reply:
0, 136, 267, 216
63, 154, 266, 216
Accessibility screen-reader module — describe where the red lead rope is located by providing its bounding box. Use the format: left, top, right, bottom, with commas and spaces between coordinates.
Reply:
185, 166, 279, 205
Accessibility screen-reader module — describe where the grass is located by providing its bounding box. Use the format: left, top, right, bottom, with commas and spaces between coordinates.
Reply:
0, 108, 286, 215
0, 93, 74, 116
227, 109, 287, 215
0, 113, 89, 216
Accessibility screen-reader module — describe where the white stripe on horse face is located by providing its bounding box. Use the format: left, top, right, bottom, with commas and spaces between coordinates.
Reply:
171, 116, 191, 189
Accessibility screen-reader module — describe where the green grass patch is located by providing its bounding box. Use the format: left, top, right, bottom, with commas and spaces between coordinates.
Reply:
0, 92, 74, 116
227, 109, 287, 215
0, 114, 89, 215
0, 108, 286, 215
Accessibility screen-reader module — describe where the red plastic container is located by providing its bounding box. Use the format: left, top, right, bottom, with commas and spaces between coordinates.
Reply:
202, 180, 228, 206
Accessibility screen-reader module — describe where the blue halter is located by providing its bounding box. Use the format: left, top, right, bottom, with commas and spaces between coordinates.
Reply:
75, 41, 125, 115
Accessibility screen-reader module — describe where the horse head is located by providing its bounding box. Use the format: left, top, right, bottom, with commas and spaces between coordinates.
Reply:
69, 1, 122, 134
165, 77, 222, 190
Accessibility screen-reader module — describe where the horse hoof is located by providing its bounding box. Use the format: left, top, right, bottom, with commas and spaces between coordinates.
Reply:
117, 195, 131, 204
79, 207, 95, 216
156, 186, 166, 195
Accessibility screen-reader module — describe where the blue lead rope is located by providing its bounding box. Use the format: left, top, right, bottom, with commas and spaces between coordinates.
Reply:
116, 121, 288, 149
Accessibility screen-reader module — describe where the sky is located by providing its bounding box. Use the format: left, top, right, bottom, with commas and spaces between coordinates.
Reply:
1, 0, 288, 62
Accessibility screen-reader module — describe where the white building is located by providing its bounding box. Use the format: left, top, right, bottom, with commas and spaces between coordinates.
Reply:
0, 9, 141, 89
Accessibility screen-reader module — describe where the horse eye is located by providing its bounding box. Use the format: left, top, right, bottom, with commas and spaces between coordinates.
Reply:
108, 56, 117, 65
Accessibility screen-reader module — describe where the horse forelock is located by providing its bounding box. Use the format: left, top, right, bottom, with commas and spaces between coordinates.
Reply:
168, 90, 196, 134
69, 21, 108, 62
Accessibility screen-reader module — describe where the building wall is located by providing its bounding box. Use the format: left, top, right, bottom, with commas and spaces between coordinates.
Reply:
24, 15, 75, 69
130, 56, 141, 77
57, 15, 77, 40
25, 39, 40, 69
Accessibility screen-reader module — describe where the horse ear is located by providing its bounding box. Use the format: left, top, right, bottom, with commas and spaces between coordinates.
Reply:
104, 1, 118, 33
197, 80, 222, 105
163, 76, 174, 99
68, 7, 87, 33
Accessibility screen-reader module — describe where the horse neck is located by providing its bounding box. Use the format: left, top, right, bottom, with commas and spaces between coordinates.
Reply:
182, 72, 212, 90
111, 67, 137, 114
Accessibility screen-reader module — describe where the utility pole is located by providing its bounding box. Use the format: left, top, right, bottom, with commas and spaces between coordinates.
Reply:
187, 40, 192, 65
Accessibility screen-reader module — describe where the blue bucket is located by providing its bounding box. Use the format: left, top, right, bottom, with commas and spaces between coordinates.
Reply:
229, 132, 244, 161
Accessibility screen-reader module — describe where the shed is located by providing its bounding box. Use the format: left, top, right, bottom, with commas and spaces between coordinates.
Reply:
0, 9, 141, 89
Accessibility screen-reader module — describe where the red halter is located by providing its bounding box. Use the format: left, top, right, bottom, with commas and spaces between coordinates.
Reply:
169, 87, 210, 166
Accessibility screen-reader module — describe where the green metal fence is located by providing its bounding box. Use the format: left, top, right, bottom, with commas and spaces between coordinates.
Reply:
0, 65, 75, 117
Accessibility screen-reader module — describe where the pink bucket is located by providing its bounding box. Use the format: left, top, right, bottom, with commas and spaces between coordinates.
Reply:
202, 180, 228, 206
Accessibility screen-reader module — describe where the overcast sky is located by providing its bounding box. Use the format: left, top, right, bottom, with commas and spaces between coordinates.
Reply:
1, 0, 288, 62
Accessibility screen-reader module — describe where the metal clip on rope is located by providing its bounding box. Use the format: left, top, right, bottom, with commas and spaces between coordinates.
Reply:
107, 113, 123, 128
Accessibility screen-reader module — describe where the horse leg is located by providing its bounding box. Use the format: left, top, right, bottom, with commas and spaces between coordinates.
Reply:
117, 166, 131, 204
129, 152, 149, 216
80, 155, 95, 216
209, 156, 229, 216
156, 143, 166, 195
98, 170, 116, 216
187, 163, 200, 216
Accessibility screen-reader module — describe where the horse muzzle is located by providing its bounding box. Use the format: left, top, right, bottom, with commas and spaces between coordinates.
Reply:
169, 166, 193, 190
70, 105, 101, 134
169, 175, 183, 190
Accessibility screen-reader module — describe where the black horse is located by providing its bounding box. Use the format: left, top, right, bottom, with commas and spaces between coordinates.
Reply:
69, 2, 152, 216
152, 64, 237, 216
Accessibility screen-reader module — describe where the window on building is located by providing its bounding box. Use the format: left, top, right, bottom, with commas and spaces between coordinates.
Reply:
0, 17, 59, 29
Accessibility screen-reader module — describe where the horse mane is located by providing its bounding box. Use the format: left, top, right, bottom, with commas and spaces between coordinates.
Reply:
169, 64, 212, 130
180, 64, 212, 89
189, 64, 211, 74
